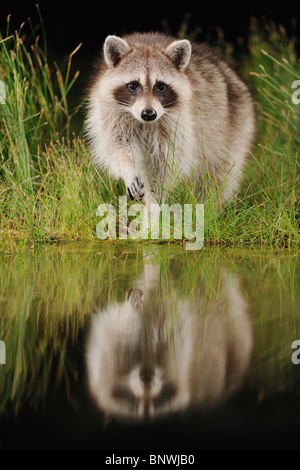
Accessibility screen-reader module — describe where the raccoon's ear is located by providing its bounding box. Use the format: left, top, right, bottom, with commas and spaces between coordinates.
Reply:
103, 35, 131, 67
164, 39, 191, 71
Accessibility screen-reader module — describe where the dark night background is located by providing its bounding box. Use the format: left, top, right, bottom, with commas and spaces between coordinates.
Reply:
1, 1, 299, 117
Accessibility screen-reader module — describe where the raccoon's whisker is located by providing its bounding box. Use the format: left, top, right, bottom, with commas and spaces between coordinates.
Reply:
111, 106, 131, 113
115, 100, 130, 107
164, 101, 177, 108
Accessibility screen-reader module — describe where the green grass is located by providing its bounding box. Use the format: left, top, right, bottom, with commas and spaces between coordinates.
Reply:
0, 16, 299, 251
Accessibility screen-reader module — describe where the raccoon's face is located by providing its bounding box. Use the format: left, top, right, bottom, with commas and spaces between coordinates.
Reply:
86, 303, 186, 421
113, 78, 178, 123
101, 35, 192, 123
111, 364, 178, 419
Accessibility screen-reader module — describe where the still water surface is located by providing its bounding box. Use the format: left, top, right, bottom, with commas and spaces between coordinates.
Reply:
0, 243, 299, 449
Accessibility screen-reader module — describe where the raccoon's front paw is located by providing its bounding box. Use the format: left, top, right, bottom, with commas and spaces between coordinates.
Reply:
126, 288, 144, 310
126, 176, 144, 202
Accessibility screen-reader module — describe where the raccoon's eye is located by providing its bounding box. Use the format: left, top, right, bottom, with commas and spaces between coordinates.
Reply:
127, 81, 141, 92
155, 82, 168, 93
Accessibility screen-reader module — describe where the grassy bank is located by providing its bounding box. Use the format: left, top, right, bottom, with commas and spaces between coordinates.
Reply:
0, 17, 299, 250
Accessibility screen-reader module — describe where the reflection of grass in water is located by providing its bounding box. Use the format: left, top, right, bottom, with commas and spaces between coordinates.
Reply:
241, 250, 300, 396
0, 244, 299, 412
0, 244, 145, 413
0, 15, 299, 249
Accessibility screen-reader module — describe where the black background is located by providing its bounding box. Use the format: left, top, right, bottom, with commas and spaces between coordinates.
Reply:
1, 1, 299, 112
1, 1, 299, 73
0, 3, 299, 136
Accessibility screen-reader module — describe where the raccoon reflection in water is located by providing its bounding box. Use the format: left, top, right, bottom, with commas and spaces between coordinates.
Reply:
86, 259, 253, 421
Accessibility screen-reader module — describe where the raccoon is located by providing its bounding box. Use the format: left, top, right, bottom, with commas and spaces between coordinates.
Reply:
86, 260, 253, 421
86, 32, 256, 211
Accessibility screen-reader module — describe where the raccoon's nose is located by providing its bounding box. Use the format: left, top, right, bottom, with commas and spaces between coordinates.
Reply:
141, 108, 157, 122
139, 368, 155, 384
